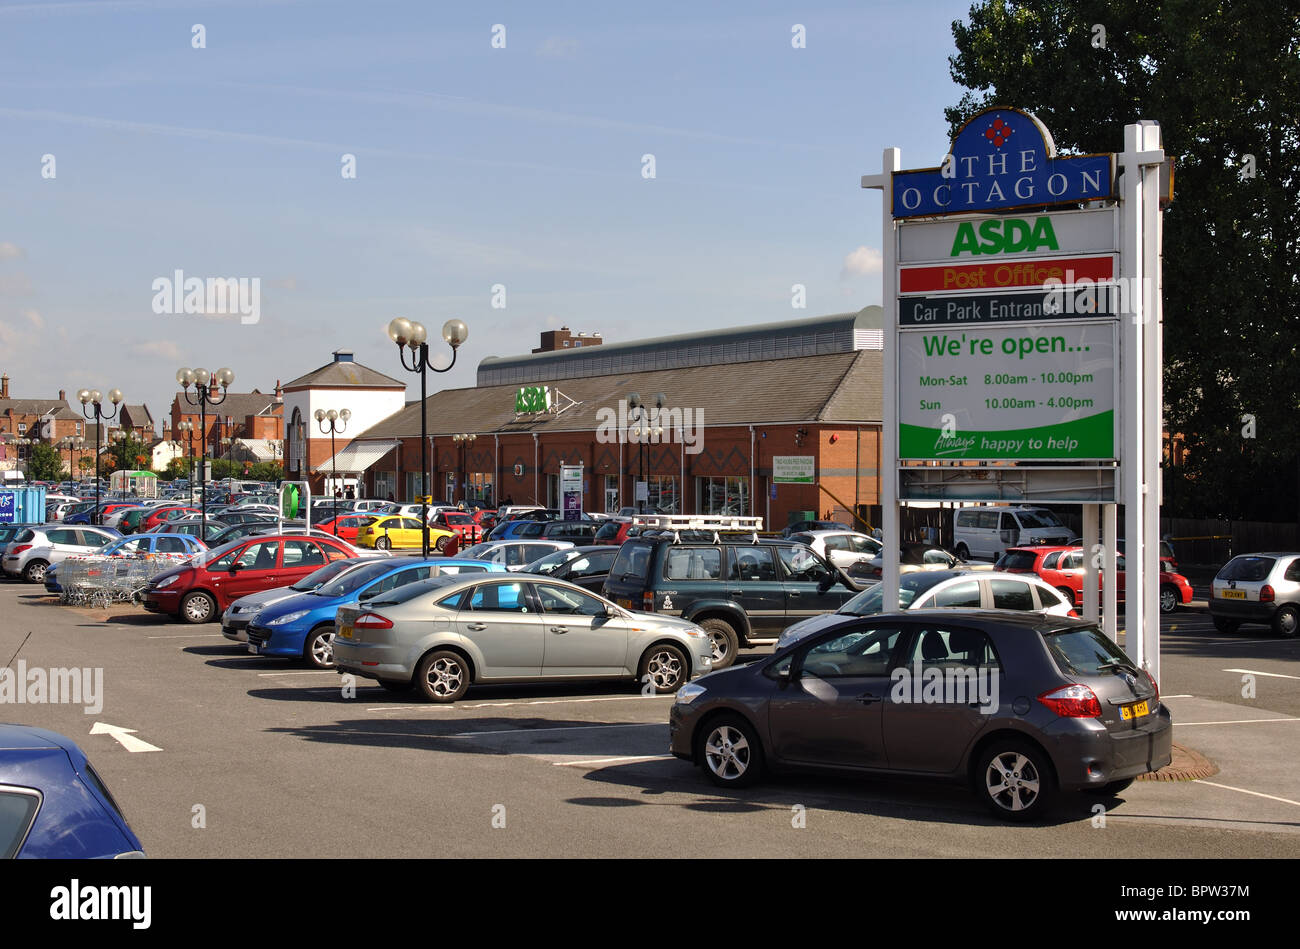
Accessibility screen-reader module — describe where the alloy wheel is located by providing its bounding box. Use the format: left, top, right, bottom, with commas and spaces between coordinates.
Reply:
425, 657, 464, 697
985, 751, 1041, 813
645, 649, 683, 690
309, 631, 335, 667
704, 725, 751, 781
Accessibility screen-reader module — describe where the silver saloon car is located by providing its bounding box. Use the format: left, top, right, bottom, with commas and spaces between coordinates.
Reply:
333, 573, 714, 702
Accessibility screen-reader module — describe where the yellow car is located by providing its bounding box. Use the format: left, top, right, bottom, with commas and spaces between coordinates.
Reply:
355, 515, 456, 551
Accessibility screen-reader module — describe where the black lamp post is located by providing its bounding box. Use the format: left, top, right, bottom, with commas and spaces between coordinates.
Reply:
626, 392, 665, 515
386, 317, 469, 556
77, 388, 123, 524
315, 407, 351, 534
176, 421, 194, 484
62, 437, 85, 482
176, 367, 233, 539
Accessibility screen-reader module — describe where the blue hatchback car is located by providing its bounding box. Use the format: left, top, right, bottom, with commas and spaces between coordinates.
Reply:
44, 532, 206, 593
245, 557, 507, 668
0, 724, 144, 858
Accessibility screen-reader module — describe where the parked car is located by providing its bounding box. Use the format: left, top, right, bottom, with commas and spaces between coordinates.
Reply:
0, 724, 145, 857
776, 569, 1076, 648
854, 542, 994, 580
142, 533, 356, 623
431, 510, 487, 544
246, 557, 507, 668
333, 574, 714, 701
601, 531, 862, 669
45, 532, 205, 594
998, 545, 1193, 614
2, 525, 119, 583
669, 610, 1170, 821
64, 502, 141, 526
1209, 552, 1300, 636
593, 517, 647, 547
314, 513, 377, 543
222, 557, 379, 643
780, 519, 852, 537
787, 529, 883, 571
952, 506, 1074, 562
354, 515, 456, 551
521, 545, 619, 592
153, 519, 232, 544
138, 506, 202, 533
508, 519, 603, 544
459, 540, 576, 571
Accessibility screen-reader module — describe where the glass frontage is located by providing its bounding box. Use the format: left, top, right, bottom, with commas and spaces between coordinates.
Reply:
647, 475, 678, 514
698, 476, 749, 516
604, 474, 619, 512
467, 472, 494, 504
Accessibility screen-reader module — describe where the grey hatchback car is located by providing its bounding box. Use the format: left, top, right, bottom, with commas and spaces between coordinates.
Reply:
334, 573, 714, 702
1209, 552, 1300, 637
669, 610, 1171, 821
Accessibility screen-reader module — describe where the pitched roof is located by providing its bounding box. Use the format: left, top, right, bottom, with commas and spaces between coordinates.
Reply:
172, 390, 278, 421
120, 404, 154, 428
355, 349, 882, 440
0, 399, 79, 420
283, 359, 405, 390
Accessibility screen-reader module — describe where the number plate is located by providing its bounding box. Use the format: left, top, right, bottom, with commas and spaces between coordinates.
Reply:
247, 643, 259, 654
1219, 589, 1247, 599
618, 599, 635, 609
1119, 700, 1149, 720
339, 625, 353, 640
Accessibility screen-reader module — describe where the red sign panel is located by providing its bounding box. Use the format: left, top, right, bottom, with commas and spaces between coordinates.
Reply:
899, 254, 1114, 295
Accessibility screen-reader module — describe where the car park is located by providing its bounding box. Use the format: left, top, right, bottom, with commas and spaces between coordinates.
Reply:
601, 518, 862, 668
2, 525, 119, 583
776, 569, 1076, 648
1209, 552, 1300, 636
669, 610, 1170, 821
246, 556, 507, 668
0, 724, 145, 858
333, 573, 713, 702
952, 506, 1074, 561
521, 545, 619, 592
142, 533, 356, 623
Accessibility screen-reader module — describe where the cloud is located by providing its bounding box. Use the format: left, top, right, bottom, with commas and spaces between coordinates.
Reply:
0, 242, 23, 259
23, 309, 44, 331
537, 36, 579, 59
133, 339, 182, 361
841, 245, 882, 279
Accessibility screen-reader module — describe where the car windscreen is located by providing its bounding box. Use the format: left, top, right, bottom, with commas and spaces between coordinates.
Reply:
610, 543, 652, 582
316, 560, 395, 596
524, 548, 582, 575
1042, 625, 1138, 677
288, 560, 355, 590
839, 572, 945, 614
460, 543, 495, 560
1018, 511, 1064, 529
593, 521, 622, 541
997, 550, 1039, 571
1217, 556, 1275, 582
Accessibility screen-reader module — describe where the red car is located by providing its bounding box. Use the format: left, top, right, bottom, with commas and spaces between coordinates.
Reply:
140, 506, 201, 533
432, 511, 486, 544
314, 513, 376, 543
999, 545, 1193, 614
142, 533, 355, 623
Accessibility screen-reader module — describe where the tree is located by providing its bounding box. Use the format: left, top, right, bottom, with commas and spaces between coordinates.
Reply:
100, 433, 150, 477
77, 456, 93, 479
947, 1, 1300, 520
26, 443, 65, 481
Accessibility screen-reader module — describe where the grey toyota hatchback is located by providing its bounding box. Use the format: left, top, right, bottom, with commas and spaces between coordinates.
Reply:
669, 610, 1170, 821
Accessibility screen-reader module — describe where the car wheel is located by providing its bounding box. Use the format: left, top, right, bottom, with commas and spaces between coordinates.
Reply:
955, 543, 971, 561
180, 591, 217, 624
699, 714, 763, 789
638, 644, 688, 694
376, 536, 391, 550
23, 559, 48, 584
1158, 584, 1180, 615
434, 534, 449, 552
1056, 586, 1076, 608
698, 618, 739, 670
303, 626, 336, 669
976, 740, 1056, 821
1083, 777, 1134, 796
415, 650, 470, 703
1272, 605, 1298, 638
1212, 616, 1240, 634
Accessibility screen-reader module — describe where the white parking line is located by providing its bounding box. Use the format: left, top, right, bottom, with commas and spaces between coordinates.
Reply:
256, 670, 339, 677
553, 754, 674, 767
1160, 694, 1193, 699
368, 695, 672, 712
1222, 668, 1300, 680
1178, 717, 1300, 726
448, 722, 660, 738
147, 633, 225, 639
1196, 780, 1300, 808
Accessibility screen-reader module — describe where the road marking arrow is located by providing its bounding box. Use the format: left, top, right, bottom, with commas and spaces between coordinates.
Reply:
89, 722, 162, 753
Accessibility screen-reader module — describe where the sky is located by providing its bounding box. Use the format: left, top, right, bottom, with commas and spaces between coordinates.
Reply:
0, 0, 977, 428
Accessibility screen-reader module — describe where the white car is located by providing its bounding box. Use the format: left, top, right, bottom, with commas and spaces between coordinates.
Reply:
786, 529, 884, 571
2, 525, 119, 583
459, 540, 576, 570
775, 569, 1075, 648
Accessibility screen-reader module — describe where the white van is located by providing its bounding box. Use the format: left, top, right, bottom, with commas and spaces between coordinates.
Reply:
952, 506, 1074, 562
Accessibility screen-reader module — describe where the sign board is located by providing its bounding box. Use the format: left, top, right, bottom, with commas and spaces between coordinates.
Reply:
634, 480, 649, 502
0, 492, 14, 524
899, 288, 1119, 325
891, 109, 1113, 218
515, 386, 552, 414
898, 321, 1116, 460
899, 254, 1114, 295
898, 208, 1116, 263
513, 463, 524, 476
560, 464, 583, 521
772, 456, 815, 484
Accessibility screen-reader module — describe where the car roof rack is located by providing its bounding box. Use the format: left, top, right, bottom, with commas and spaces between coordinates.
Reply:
636, 514, 766, 545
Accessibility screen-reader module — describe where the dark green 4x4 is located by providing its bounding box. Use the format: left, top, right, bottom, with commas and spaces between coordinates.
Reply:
602, 534, 862, 668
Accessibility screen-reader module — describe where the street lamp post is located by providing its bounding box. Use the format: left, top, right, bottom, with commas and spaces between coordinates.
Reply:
451, 433, 477, 507
176, 367, 234, 539
386, 317, 469, 557
626, 392, 665, 515
61, 437, 84, 482
77, 388, 123, 524
176, 421, 194, 484
314, 408, 351, 534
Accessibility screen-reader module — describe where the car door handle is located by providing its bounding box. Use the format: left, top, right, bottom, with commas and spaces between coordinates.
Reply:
550, 626, 568, 634
857, 693, 881, 704
466, 623, 487, 631
789, 591, 801, 598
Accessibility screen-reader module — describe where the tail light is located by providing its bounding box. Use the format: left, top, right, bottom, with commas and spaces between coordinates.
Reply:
11, 545, 31, 554
1260, 585, 1275, 603
354, 612, 393, 630
1037, 684, 1102, 718
642, 591, 655, 612
1068, 609, 1079, 618
1143, 670, 1159, 700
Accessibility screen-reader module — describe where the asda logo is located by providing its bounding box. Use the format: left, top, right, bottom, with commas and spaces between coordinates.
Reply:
951, 217, 1059, 256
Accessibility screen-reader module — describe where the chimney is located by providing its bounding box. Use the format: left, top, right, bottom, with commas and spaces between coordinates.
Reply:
274, 379, 283, 402
1, 374, 8, 399
59, 389, 66, 402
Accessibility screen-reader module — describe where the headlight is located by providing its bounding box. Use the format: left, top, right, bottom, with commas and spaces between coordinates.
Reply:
154, 575, 178, 589
267, 610, 309, 626
675, 682, 707, 704
684, 625, 706, 639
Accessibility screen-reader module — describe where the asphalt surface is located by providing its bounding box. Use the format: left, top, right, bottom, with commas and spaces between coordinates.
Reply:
1, 579, 1297, 858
